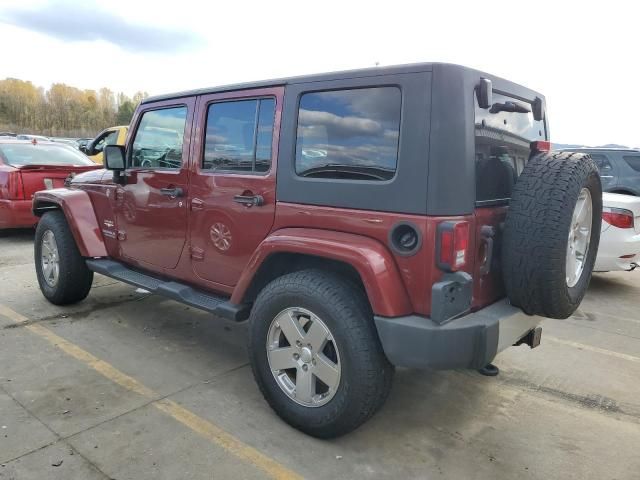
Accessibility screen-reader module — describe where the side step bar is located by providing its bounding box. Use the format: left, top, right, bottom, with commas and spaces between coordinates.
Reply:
86, 259, 250, 321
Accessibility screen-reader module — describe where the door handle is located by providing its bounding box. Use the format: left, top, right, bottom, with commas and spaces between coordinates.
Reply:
233, 194, 264, 207
160, 187, 184, 198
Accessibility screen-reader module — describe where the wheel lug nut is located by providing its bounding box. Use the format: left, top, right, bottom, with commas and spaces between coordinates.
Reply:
302, 364, 308, 371
293, 353, 300, 360
296, 340, 302, 347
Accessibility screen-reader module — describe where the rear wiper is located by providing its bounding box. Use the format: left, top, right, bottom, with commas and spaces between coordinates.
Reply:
489, 101, 531, 114
301, 163, 394, 181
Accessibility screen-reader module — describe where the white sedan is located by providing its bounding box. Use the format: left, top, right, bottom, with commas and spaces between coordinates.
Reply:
594, 193, 640, 272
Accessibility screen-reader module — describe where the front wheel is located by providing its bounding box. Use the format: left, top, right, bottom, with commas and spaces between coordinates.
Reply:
35, 211, 93, 305
248, 269, 394, 438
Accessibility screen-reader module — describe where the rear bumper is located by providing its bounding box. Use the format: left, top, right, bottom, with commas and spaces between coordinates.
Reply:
374, 299, 541, 370
0, 199, 38, 229
594, 227, 640, 272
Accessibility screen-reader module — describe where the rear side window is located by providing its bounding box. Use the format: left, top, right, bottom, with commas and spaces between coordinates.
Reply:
295, 87, 401, 181
475, 92, 546, 203
202, 98, 275, 173
623, 155, 640, 172
590, 154, 614, 172
130, 107, 187, 169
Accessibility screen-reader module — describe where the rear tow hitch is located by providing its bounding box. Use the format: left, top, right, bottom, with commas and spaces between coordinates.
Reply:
515, 326, 542, 349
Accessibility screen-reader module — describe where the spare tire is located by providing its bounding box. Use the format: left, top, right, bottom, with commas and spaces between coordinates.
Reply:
502, 151, 602, 319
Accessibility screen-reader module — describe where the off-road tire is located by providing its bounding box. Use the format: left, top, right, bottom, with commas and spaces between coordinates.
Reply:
35, 210, 93, 305
502, 151, 602, 318
248, 269, 394, 438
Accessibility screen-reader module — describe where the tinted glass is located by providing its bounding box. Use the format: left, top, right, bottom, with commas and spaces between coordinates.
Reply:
475, 92, 546, 203
295, 87, 401, 181
131, 107, 187, 169
0, 144, 95, 166
623, 155, 640, 172
590, 154, 613, 172
203, 98, 275, 173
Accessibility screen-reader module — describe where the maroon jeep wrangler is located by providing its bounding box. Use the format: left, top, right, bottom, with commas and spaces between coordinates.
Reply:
32, 63, 602, 438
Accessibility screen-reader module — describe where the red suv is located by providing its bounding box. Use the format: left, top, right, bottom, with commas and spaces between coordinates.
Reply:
32, 63, 602, 438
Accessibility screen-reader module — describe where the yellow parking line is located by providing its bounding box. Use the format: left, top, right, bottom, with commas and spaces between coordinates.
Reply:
546, 335, 640, 363
0, 304, 302, 480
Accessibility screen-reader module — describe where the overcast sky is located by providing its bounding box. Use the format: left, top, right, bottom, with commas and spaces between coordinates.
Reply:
0, 0, 638, 146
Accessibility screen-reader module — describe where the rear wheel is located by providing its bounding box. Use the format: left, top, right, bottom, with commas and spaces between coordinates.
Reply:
35, 211, 93, 305
502, 152, 602, 318
248, 269, 393, 438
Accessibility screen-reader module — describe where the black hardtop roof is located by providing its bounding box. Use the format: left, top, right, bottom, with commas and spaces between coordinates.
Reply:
142, 62, 544, 104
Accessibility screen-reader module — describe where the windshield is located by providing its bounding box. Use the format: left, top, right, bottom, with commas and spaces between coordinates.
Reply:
0, 143, 95, 166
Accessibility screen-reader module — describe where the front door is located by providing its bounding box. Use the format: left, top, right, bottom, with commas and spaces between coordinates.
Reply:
115, 99, 195, 270
189, 88, 283, 287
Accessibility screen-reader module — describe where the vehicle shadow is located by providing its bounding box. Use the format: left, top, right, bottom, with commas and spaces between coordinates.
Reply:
0, 228, 35, 241
589, 271, 639, 296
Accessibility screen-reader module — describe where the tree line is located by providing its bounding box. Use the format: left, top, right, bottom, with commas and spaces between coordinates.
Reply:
0, 78, 148, 138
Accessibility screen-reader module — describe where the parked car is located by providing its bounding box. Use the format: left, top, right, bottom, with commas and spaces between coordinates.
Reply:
16, 134, 51, 142
80, 126, 127, 164
595, 192, 640, 271
0, 132, 16, 137
52, 138, 80, 148
562, 148, 640, 196
31, 63, 602, 438
0, 139, 101, 229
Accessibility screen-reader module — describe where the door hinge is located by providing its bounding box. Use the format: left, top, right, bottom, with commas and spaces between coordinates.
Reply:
117, 230, 126, 241
190, 246, 205, 261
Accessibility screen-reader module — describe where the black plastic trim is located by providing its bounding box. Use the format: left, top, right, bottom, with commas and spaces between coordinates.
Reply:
373, 311, 499, 370
430, 271, 472, 324
86, 259, 250, 321
388, 221, 422, 257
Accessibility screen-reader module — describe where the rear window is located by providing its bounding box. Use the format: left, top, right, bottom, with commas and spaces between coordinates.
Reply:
295, 87, 401, 181
0, 144, 94, 166
623, 155, 640, 172
475, 92, 546, 203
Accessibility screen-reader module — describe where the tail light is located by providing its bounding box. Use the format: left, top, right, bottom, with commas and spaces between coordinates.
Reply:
530, 140, 551, 153
6, 171, 25, 200
602, 207, 634, 229
437, 221, 470, 272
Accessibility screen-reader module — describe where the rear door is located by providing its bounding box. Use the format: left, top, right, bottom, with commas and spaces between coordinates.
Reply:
114, 98, 195, 270
188, 87, 282, 287
590, 153, 617, 190
473, 91, 548, 307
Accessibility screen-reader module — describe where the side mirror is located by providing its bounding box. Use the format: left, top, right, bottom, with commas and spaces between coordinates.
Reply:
476, 78, 493, 109
104, 145, 126, 170
78, 145, 87, 154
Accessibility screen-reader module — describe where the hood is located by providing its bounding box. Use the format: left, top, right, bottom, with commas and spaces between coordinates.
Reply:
70, 168, 111, 185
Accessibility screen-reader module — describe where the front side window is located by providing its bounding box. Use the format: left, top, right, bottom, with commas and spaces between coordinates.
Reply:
295, 87, 401, 181
93, 130, 118, 153
130, 106, 187, 169
475, 92, 546, 203
202, 98, 275, 173
623, 155, 640, 172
